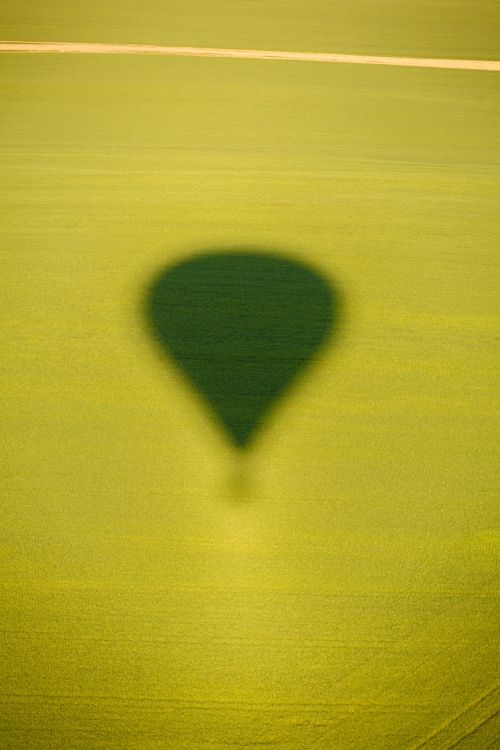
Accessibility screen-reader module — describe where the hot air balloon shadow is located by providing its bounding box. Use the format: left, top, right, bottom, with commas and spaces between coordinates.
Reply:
144, 249, 341, 454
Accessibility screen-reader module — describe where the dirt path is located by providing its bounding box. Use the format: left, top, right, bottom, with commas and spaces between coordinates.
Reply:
1, 41, 500, 71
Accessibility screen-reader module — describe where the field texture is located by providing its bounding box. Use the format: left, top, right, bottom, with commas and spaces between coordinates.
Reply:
1, 2, 499, 748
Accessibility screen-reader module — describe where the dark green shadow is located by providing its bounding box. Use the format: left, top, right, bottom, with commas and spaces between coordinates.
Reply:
144, 249, 341, 448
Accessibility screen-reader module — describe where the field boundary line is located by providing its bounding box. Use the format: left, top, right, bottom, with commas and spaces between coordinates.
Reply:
1, 41, 500, 71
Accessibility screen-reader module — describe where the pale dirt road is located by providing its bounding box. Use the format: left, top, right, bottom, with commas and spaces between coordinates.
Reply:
1, 41, 500, 71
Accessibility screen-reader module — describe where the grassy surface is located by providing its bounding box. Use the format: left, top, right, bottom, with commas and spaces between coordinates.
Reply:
1, 6, 499, 749
2, 0, 500, 59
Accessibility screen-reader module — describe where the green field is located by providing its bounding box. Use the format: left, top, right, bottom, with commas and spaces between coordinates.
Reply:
3, 0, 500, 59
1, 2, 499, 748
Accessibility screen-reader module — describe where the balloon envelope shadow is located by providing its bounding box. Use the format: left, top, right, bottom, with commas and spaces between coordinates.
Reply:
144, 250, 341, 449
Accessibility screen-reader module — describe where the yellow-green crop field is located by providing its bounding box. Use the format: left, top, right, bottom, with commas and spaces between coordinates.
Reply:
1, 2, 499, 747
